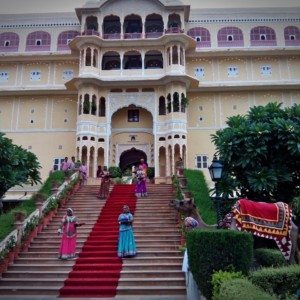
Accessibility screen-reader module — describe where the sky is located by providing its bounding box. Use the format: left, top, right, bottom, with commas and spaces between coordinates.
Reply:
0, 0, 299, 14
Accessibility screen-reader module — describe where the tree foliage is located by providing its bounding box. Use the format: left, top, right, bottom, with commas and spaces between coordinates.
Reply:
211, 102, 300, 203
0, 133, 41, 199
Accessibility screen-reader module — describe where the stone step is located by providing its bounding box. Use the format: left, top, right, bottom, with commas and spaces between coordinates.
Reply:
117, 286, 186, 296
120, 270, 184, 278
0, 286, 59, 296
118, 277, 185, 287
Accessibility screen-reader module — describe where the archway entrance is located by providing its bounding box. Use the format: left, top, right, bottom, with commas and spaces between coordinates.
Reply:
119, 148, 147, 172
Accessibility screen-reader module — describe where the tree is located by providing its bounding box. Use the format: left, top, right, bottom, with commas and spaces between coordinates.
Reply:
0, 133, 41, 199
211, 102, 300, 203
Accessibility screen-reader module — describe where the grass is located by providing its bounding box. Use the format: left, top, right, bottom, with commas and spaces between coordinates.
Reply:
0, 171, 66, 242
184, 169, 217, 225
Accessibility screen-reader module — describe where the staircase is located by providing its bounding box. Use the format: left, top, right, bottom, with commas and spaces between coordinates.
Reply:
0, 185, 104, 297
117, 184, 186, 298
0, 184, 186, 299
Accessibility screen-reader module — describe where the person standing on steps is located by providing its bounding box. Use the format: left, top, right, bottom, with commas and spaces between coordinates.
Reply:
78, 161, 88, 186
57, 208, 84, 260
97, 166, 110, 199
117, 205, 137, 258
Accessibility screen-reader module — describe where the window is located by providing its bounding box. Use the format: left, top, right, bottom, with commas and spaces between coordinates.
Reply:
4, 40, 10, 47
260, 34, 266, 40
0, 71, 8, 81
196, 155, 208, 169
290, 35, 296, 40
35, 39, 42, 46
128, 109, 139, 122
30, 70, 41, 81
53, 158, 64, 171
195, 67, 204, 78
227, 66, 238, 77
227, 35, 234, 41
62, 69, 74, 80
195, 36, 201, 42
260, 65, 272, 76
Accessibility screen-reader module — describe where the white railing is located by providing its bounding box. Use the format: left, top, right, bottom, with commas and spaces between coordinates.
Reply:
0, 172, 78, 253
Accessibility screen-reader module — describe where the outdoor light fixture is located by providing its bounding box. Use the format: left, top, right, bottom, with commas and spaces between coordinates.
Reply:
208, 154, 224, 225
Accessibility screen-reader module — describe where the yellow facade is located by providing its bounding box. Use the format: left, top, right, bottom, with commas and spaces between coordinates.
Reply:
0, 0, 299, 183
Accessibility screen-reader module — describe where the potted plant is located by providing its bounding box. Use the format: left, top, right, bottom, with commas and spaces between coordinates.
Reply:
6, 236, 16, 263
0, 248, 9, 275
51, 181, 60, 194
12, 210, 26, 222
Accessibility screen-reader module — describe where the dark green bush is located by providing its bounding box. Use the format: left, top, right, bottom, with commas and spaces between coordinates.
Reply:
254, 248, 287, 268
187, 229, 253, 300
249, 265, 300, 299
184, 169, 217, 224
146, 167, 154, 179
108, 166, 122, 178
218, 278, 275, 300
212, 270, 244, 300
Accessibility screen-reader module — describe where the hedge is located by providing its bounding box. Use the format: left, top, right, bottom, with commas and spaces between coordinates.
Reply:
187, 229, 253, 300
0, 171, 66, 242
218, 278, 275, 300
249, 265, 300, 299
254, 248, 287, 268
184, 169, 217, 225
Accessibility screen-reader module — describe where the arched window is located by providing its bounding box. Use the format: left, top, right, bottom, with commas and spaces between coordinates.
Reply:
167, 47, 171, 65
250, 26, 277, 46
173, 92, 180, 112
102, 51, 121, 70
172, 45, 178, 64
85, 48, 92, 66
0, 32, 19, 52
78, 95, 82, 115
93, 49, 98, 67
85, 16, 99, 35
167, 13, 182, 33
145, 14, 164, 38
99, 97, 106, 117
159, 96, 166, 115
187, 27, 211, 48
123, 51, 142, 69
57, 30, 80, 51
26, 31, 51, 51
181, 93, 186, 113
91, 95, 97, 115
167, 93, 171, 114
284, 26, 300, 46
145, 50, 163, 69
159, 137, 166, 141
103, 15, 121, 39
124, 14, 142, 39
217, 27, 244, 47
83, 94, 90, 114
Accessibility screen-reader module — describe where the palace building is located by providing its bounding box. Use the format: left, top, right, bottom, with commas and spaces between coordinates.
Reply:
0, 0, 300, 182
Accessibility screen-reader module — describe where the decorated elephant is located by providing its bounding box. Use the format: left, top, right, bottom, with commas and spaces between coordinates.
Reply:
175, 198, 299, 264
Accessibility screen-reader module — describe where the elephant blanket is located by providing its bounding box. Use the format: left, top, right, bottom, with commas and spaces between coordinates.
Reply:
232, 198, 293, 260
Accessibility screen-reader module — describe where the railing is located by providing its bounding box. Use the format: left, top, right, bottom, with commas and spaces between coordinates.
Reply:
25, 45, 51, 51
165, 27, 184, 34
0, 172, 78, 253
82, 30, 100, 36
145, 32, 163, 38
124, 32, 142, 39
218, 40, 244, 47
103, 33, 121, 39
250, 40, 277, 46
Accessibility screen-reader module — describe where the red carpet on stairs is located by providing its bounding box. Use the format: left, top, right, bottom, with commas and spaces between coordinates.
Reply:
59, 184, 137, 298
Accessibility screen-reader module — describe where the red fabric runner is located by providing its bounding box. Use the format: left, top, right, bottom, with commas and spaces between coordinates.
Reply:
59, 184, 136, 297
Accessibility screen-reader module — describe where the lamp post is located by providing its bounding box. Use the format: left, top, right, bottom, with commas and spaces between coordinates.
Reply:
208, 154, 224, 226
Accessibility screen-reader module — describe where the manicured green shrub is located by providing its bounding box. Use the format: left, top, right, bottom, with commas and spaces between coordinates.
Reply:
108, 166, 122, 178
212, 270, 244, 300
146, 167, 154, 179
184, 169, 217, 225
187, 229, 253, 300
254, 248, 287, 267
218, 278, 275, 300
249, 265, 300, 299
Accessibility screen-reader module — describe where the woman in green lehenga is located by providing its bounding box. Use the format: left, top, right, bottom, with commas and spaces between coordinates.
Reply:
117, 205, 137, 258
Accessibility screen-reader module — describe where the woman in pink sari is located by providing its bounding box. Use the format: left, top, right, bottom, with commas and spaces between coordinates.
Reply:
58, 208, 82, 260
